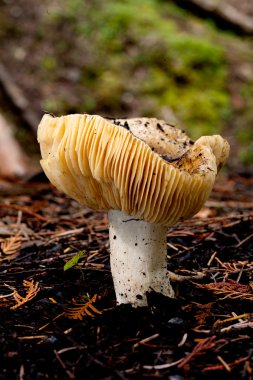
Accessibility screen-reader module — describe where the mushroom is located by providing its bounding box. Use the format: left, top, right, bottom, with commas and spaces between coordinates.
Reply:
38, 114, 229, 307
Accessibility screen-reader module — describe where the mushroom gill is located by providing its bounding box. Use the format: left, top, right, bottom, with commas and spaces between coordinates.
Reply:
38, 113, 229, 226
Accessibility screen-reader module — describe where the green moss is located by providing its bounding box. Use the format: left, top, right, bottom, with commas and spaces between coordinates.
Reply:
239, 143, 253, 165
40, 0, 253, 165
41, 56, 57, 72
42, 97, 66, 115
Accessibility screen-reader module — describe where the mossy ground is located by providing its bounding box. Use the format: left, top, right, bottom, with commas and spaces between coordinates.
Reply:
0, 0, 252, 166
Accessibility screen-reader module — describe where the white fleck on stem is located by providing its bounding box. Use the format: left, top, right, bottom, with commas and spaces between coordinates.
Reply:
108, 210, 174, 307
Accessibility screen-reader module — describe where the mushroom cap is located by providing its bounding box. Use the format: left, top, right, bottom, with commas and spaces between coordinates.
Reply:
38, 113, 229, 226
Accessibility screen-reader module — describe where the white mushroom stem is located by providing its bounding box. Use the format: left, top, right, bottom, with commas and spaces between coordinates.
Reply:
108, 210, 174, 307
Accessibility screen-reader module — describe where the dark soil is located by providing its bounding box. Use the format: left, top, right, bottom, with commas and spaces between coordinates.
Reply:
0, 173, 252, 379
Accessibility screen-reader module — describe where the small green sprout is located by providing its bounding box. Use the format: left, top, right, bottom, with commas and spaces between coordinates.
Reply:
64, 251, 87, 271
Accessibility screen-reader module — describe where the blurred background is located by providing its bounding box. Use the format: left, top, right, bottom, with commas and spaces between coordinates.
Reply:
0, 0, 252, 179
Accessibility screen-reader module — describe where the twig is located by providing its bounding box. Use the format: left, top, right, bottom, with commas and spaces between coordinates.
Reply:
0, 203, 47, 221
54, 350, 75, 379
143, 358, 184, 370
19, 364, 25, 380
207, 251, 217, 266
220, 321, 253, 333
18, 335, 47, 340
57, 346, 85, 355
236, 233, 253, 248
178, 333, 188, 347
133, 333, 159, 348
217, 355, 231, 372
204, 355, 249, 372
46, 228, 85, 244
168, 271, 205, 282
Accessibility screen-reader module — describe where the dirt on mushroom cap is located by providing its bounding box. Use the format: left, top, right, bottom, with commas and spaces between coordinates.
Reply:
106, 117, 193, 159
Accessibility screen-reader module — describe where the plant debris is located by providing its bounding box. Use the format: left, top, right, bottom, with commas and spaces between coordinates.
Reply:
64, 293, 104, 320
0, 232, 21, 257
0, 173, 252, 379
10, 279, 40, 310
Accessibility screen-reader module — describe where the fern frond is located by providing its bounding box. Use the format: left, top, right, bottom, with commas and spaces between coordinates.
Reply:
64, 294, 103, 319
11, 280, 40, 310
1, 233, 21, 256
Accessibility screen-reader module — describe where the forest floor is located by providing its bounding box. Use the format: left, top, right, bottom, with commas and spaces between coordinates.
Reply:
0, 172, 252, 379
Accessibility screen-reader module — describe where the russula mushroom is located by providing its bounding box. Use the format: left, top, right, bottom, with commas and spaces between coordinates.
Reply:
38, 114, 229, 307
